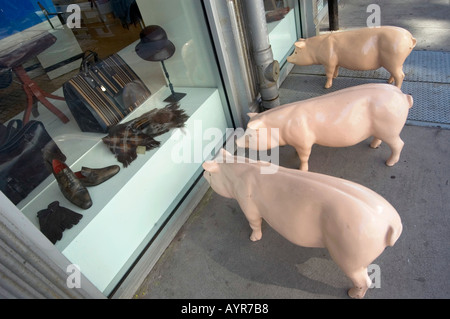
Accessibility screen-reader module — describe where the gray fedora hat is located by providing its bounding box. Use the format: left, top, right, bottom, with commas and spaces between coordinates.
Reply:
135, 25, 175, 61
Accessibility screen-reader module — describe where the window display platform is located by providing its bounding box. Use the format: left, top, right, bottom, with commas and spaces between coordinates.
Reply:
13, 85, 228, 294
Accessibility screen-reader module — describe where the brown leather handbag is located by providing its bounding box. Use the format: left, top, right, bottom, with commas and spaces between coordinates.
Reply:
63, 52, 151, 133
0, 119, 66, 204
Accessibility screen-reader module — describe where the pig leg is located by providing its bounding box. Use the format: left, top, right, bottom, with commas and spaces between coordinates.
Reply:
383, 136, 405, 166
386, 66, 405, 88
324, 65, 337, 88
327, 241, 372, 298
248, 216, 263, 241
369, 137, 382, 149
395, 70, 405, 88
333, 66, 339, 78
387, 75, 394, 84
239, 203, 263, 241
295, 146, 312, 171
346, 267, 372, 299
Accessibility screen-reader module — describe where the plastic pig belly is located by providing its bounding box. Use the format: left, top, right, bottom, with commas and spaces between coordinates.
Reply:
296, 26, 415, 71
252, 84, 410, 148
333, 27, 414, 70
232, 162, 401, 256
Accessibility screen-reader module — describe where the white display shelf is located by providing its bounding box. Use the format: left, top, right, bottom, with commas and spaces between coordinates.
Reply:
16, 85, 228, 293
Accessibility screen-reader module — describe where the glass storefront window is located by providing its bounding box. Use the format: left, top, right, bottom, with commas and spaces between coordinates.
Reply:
264, 0, 300, 65
0, 0, 232, 295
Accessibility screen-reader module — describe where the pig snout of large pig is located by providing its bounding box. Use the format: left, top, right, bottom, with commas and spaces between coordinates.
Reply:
286, 54, 294, 64
235, 134, 248, 148
235, 129, 258, 149
286, 39, 314, 66
236, 128, 279, 151
235, 131, 263, 150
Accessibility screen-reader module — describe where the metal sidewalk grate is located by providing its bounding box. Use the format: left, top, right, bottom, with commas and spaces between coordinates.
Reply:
282, 50, 450, 128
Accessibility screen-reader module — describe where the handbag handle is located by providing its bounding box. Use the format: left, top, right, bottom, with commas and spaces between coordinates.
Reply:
0, 119, 23, 150
80, 50, 99, 73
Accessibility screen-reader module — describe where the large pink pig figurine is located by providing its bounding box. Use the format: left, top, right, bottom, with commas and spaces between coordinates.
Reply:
236, 83, 413, 171
202, 149, 402, 298
286, 26, 416, 88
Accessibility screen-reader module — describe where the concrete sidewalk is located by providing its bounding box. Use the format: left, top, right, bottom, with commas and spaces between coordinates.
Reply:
135, 124, 449, 299
133, 1, 450, 299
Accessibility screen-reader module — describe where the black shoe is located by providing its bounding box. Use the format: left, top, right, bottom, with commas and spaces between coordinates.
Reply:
52, 159, 92, 209
74, 165, 120, 187
37, 201, 83, 244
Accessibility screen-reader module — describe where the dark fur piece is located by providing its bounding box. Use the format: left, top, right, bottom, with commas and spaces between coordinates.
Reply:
108, 102, 188, 136
103, 103, 188, 167
102, 130, 159, 167
37, 201, 83, 244
137, 103, 189, 137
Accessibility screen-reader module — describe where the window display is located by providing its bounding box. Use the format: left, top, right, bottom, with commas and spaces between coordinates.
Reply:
135, 25, 186, 103
63, 51, 152, 133
0, 119, 66, 204
264, 0, 299, 65
0, 0, 232, 295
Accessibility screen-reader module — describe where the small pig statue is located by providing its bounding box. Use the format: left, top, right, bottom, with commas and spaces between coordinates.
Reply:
236, 83, 413, 171
202, 149, 402, 298
286, 26, 416, 88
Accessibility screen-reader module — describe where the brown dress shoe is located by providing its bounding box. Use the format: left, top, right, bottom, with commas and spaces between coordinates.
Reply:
52, 159, 92, 210
74, 165, 120, 187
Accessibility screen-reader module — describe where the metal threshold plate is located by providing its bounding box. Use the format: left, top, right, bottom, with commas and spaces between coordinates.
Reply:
282, 50, 450, 129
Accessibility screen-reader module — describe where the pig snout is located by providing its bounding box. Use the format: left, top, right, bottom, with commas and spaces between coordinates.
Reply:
235, 132, 261, 150
286, 54, 294, 63
236, 130, 257, 149
235, 135, 248, 148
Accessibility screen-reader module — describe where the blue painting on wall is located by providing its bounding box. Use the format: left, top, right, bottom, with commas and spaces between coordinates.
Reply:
0, 0, 57, 40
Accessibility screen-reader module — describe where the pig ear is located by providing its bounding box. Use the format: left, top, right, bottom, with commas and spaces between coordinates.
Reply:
247, 112, 258, 118
202, 160, 219, 173
295, 40, 306, 49
247, 119, 263, 130
221, 148, 233, 157
220, 148, 235, 163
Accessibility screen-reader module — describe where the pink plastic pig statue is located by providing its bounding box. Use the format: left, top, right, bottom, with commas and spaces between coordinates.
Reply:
235, 83, 413, 171
286, 26, 416, 88
202, 149, 402, 299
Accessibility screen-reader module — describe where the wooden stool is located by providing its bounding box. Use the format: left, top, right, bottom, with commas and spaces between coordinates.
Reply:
0, 32, 69, 124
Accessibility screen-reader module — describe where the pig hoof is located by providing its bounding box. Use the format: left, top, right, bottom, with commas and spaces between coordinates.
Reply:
385, 160, 396, 167
250, 231, 262, 241
348, 287, 366, 299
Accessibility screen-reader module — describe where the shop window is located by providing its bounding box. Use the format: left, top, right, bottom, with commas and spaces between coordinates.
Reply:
0, 0, 231, 295
264, 0, 299, 65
